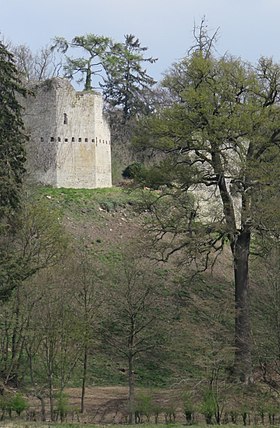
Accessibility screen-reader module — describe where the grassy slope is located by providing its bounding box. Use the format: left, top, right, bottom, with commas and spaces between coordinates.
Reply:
36, 186, 234, 385
38, 186, 143, 246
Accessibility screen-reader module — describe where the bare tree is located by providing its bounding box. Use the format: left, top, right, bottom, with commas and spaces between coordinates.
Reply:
100, 249, 170, 423
11, 43, 62, 82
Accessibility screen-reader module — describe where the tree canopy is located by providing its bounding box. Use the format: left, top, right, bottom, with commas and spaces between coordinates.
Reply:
102, 34, 157, 122
52, 33, 157, 121
52, 34, 112, 90
0, 42, 27, 218
134, 27, 280, 383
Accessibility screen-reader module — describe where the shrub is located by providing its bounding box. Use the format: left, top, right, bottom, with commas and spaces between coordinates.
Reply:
122, 162, 143, 180
55, 391, 69, 423
182, 391, 195, 425
164, 402, 176, 423
10, 393, 29, 416
135, 392, 154, 423
201, 390, 217, 425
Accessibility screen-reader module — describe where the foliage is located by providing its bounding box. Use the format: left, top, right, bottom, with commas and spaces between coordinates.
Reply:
122, 162, 144, 180
99, 249, 171, 423
0, 41, 27, 219
181, 391, 195, 424
10, 393, 28, 416
52, 34, 111, 90
0, 194, 68, 300
52, 33, 156, 123
55, 391, 69, 422
201, 390, 216, 424
135, 392, 154, 423
103, 34, 157, 122
133, 22, 280, 382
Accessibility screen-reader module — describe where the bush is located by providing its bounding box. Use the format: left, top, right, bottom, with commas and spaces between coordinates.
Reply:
135, 392, 154, 423
201, 390, 217, 425
55, 391, 69, 423
10, 393, 29, 416
182, 392, 195, 425
122, 162, 143, 180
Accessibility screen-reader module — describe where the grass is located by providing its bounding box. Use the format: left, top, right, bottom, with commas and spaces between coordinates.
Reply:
37, 185, 141, 205
34, 185, 143, 220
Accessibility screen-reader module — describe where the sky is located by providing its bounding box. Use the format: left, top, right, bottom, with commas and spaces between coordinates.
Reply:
1, 0, 280, 82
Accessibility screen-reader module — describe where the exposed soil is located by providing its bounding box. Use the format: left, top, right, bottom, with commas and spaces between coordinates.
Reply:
65, 209, 143, 247
26, 386, 184, 424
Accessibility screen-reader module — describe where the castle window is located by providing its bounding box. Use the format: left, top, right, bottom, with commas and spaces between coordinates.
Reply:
85, 138, 88, 142
40, 137, 44, 142
65, 138, 68, 142
50, 137, 54, 142
72, 137, 75, 142
63, 113, 68, 125
78, 137, 82, 142
58, 137, 61, 142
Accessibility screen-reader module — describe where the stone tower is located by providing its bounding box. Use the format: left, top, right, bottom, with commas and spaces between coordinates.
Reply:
23, 78, 112, 188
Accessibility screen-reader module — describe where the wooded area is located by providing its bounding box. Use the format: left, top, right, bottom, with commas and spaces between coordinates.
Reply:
1, 21, 280, 425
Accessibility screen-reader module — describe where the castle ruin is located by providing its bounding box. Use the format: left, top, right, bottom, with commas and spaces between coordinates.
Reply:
23, 78, 112, 188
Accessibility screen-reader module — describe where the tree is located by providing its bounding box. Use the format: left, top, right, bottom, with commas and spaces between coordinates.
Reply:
17, 265, 82, 421
100, 251, 169, 423
11, 44, 62, 82
0, 195, 68, 393
133, 24, 280, 383
52, 34, 111, 90
0, 42, 27, 219
72, 252, 103, 414
52, 33, 157, 118
0, 196, 67, 301
103, 34, 157, 122
38, 272, 81, 421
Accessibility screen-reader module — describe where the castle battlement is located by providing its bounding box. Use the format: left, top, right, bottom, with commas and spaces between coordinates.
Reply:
22, 78, 112, 189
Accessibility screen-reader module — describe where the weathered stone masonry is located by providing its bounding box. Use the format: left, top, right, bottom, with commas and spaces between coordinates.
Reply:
22, 78, 112, 188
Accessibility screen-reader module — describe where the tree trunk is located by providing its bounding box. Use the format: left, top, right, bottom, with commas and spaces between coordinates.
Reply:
232, 228, 252, 383
49, 379, 55, 421
37, 394, 46, 422
80, 342, 88, 413
128, 354, 135, 424
85, 65, 92, 91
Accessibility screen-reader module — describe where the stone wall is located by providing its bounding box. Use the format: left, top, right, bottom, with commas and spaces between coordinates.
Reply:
23, 78, 112, 188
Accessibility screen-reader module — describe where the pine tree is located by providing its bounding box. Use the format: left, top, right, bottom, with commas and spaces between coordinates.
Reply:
0, 41, 27, 218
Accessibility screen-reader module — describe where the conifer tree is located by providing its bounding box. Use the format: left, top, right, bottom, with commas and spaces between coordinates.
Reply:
103, 34, 157, 122
0, 41, 27, 218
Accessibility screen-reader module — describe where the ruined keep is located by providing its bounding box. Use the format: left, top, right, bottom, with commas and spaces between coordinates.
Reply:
23, 78, 112, 188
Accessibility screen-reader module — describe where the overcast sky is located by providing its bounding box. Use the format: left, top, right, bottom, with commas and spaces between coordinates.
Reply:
1, 0, 280, 81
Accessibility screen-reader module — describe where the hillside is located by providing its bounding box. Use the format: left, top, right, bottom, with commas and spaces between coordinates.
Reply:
0, 185, 277, 425
39, 186, 143, 248
36, 184, 235, 384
